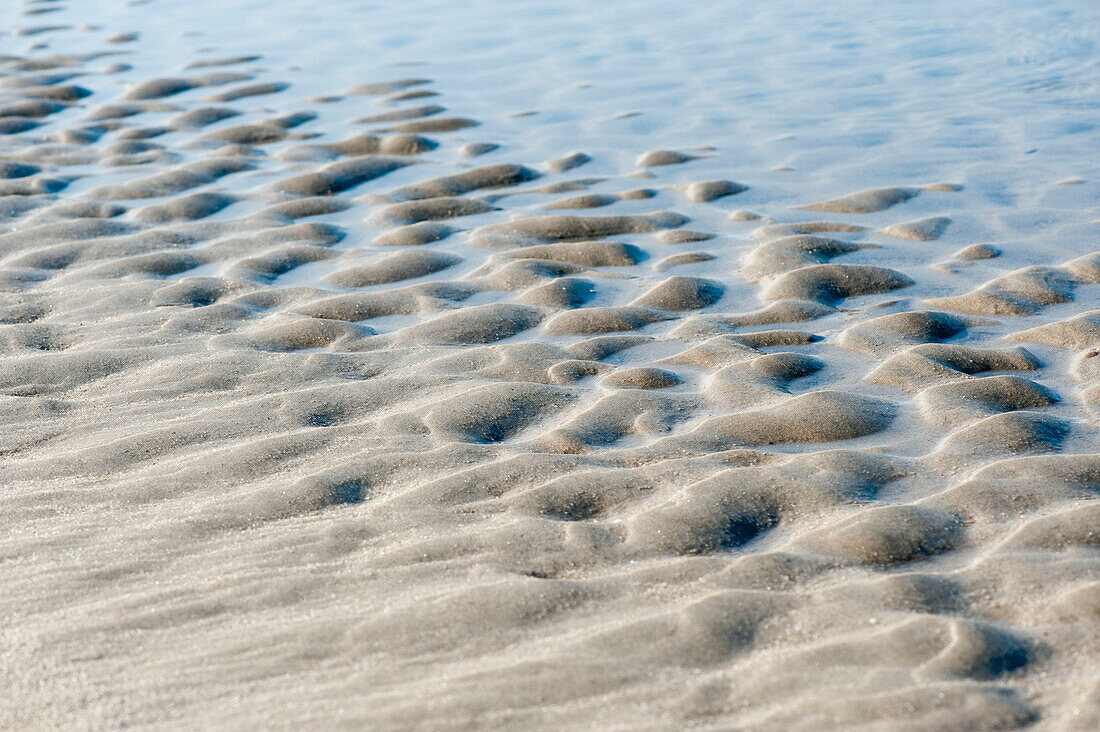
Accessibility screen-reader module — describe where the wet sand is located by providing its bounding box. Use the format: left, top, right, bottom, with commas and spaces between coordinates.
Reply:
2, 0, 1099, 728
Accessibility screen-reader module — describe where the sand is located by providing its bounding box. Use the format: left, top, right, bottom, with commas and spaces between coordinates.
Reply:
1, 0, 1099, 729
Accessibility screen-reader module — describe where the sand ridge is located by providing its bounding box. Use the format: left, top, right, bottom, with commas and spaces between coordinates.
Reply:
1, 1, 1099, 729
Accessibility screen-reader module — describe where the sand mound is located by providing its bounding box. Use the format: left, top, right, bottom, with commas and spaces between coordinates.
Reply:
796, 186, 919, 213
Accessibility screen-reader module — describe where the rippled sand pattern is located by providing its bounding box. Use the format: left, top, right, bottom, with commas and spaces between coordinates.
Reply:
2, 1, 1099, 729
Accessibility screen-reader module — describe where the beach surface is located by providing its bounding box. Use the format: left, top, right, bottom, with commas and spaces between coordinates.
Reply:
2, 0, 1099, 728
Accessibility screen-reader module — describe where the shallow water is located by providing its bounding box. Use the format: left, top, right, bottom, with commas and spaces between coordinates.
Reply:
2, 0, 1099, 728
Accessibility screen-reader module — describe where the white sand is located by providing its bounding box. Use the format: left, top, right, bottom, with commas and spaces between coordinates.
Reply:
2, 0, 1099, 728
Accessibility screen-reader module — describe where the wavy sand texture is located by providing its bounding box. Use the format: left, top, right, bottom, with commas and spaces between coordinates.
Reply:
1, 0, 1099, 729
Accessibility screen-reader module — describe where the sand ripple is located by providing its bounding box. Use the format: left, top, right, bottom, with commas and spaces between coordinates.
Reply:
1, 4, 1099, 730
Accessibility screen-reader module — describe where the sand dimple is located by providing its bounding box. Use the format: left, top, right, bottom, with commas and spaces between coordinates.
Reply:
0, 10, 1097, 731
